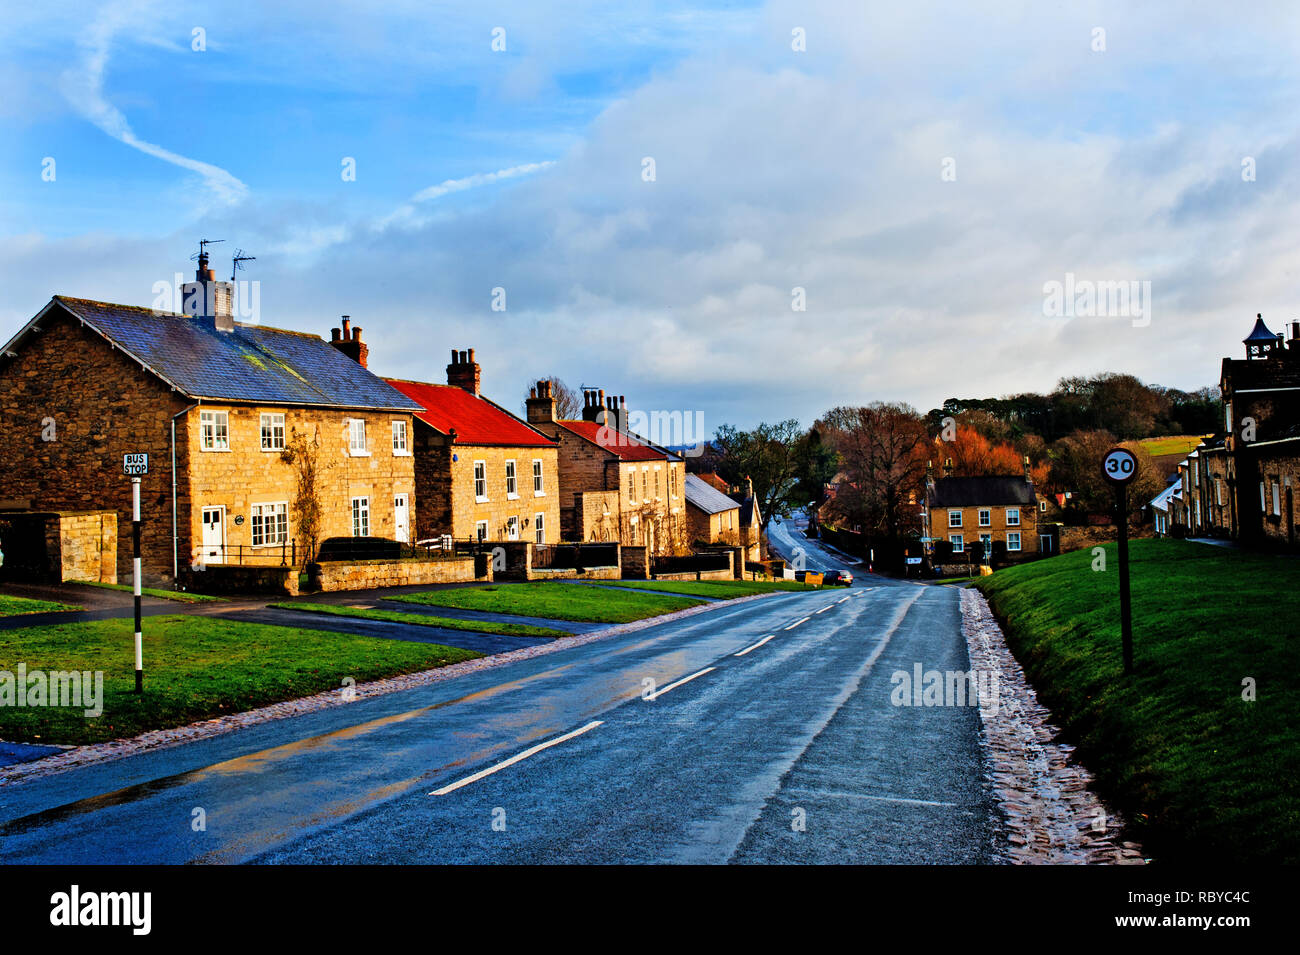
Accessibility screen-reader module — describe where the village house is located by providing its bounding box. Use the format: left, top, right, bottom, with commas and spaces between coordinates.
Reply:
382, 351, 560, 544
0, 252, 421, 584
1219, 315, 1300, 548
525, 385, 687, 554
684, 473, 743, 546
922, 461, 1041, 564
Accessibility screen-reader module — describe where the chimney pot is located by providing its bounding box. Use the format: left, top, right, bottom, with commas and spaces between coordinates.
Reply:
341, 316, 351, 339
446, 346, 481, 395
331, 328, 342, 342
329, 317, 369, 368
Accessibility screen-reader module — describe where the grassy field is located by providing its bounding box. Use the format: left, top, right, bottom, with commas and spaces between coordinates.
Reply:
73, 581, 223, 603
269, 601, 571, 639
0, 615, 479, 745
0, 595, 83, 617
1137, 434, 1210, 457
604, 579, 821, 599
389, 582, 703, 623
975, 539, 1299, 864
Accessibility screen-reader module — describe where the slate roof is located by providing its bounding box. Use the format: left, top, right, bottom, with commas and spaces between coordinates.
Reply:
12, 296, 423, 412
383, 379, 555, 447
928, 476, 1036, 508
684, 473, 740, 515
556, 420, 680, 462
1149, 482, 1180, 512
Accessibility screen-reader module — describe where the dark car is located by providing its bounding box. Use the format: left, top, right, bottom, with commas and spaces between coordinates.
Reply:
823, 569, 854, 586
314, 536, 404, 562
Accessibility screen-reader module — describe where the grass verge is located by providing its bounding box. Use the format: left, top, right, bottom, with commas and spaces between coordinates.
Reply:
0, 615, 479, 745
72, 581, 224, 603
0, 595, 83, 617
975, 538, 1299, 864
602, 579, 821, 599
268, 601, 570, 639
389, 581, 703, 623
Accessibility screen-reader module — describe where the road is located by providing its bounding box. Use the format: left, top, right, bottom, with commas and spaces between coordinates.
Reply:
0, 578, 1000, 864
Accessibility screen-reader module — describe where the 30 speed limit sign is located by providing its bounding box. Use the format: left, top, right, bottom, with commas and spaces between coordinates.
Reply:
1102, 447, 1138, 484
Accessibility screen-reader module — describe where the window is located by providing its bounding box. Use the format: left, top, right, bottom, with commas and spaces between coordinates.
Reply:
533, 459, 544, 495
1040, 500, 1048, 512
474, 460, 488, 501
534, 512, 545, 544
1272, 482, 1281, 516
626, 468, 635, 499
1216, 481, 1223, 507
949, 534, 964, 553
1225, 401, 1233, 433
351, 497, 370, 537
260, 413, 285, 451
506, 516, 519, 540
1260, 482, 1267, 510
505, 459, 518, 498
1007, 532, 1021, 552
200, 410, 229, 450
475, 520, 488, 542
1006, 508, 1020, 527
251, 502, 288, 546
654, 466, 661, 500
642, 466, 649, 502
978, 509, 991, 526
347, 418, 368, 455
948, 510, 962, 528
670, 468, 678, 498
391, 420, 409, 454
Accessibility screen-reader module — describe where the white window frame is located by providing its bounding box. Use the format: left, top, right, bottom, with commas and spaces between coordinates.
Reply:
642, 465, 650, 504
351, 496, 370, 537
475, 520, 488, 542
1040, 500, 1048, 512
347, 418, 369, 456
654, 465, 662, 500
250, 501, 289, 547
1006, 507, 1020, 527
534, 511, 545, 544
391, 420, 410, 455
670, 467, 678, 499
949, 534, 964, 553
474, 460, 488, 502
532, 458, 545, 496
505, 459, 519, 499
1272, 482, 1281, 516
200, 410, 229, 451
259, 413, 285, 452
1007, 532, 1022, 552
506, 515, 520, 540
978, 508, 991, 527
948, 510, 962, 528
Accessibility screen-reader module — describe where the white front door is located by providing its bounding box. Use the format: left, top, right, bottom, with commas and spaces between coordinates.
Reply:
393, 493, 410, 543
201, 506, 225, 560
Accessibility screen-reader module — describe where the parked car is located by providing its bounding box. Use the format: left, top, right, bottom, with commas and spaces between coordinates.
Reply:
823, 569, 854, 586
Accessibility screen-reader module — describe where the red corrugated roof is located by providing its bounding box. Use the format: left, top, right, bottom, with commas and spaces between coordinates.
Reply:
384, 379, 555, 447
557, 419, 672, 461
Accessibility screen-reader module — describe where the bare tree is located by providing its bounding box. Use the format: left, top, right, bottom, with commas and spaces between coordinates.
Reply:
819, 403, 929, 540
522, 376, 582, 420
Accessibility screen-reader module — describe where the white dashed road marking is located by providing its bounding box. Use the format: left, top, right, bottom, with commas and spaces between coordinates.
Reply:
647, 666, 716, 700
431, 720, 604, 796
734, 634, 776, 657
784, 616, 811, 630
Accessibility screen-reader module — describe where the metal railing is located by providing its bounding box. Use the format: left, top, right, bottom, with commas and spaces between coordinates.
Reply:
197, 541, 296, 567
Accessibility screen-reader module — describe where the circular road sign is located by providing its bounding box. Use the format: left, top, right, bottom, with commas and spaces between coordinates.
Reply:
1102, 447, 1138, 484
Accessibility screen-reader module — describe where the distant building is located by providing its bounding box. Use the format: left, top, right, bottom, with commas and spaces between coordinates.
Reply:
922, 462, 1040, 563
684, 473, 742, 546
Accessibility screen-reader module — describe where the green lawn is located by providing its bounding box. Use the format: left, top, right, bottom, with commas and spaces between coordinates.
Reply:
73, 580, 224, 603
603, 579, 821, 599
0, 615, 479, 745
975, 538, 1300, 864
388, 582, 703, 623
269, 601, 571, 639
1137, 434, 1210, 457
0, 595, 82, 616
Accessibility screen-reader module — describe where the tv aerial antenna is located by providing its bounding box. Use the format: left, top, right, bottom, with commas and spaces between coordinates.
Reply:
231, 248, 256, 281
190, 238, 225, 264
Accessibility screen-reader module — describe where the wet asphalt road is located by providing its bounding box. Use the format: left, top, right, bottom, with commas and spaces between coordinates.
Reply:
0, 576, 1000, 864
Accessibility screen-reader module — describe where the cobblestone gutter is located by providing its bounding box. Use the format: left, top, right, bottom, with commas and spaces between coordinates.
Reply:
960, 588, 1146, 864
0, 592, 777, 787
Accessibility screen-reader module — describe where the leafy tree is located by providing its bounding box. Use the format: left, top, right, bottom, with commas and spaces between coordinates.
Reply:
712, 419, 804, 529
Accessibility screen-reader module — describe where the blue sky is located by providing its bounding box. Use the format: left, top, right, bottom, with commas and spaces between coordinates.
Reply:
3, 0, 1299, 432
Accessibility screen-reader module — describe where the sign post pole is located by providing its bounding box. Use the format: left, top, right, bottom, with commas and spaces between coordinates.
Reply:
132, 476, 143, 694
1102, 447, 1138, 675
123, 452, 149, 694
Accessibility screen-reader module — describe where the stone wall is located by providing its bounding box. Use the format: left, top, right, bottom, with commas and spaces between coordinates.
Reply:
1059, 522, 1155, 554
183, 564, 299, 597
310, 555, 482, 591
621, 545, 650, 579
0, 510, 117, 583
54, 511, 117, 583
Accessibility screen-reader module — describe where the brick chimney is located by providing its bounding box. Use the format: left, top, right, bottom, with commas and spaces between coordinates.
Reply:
1023, 455, 1032, 482
582, 389, 608, 424
181, 247, 236, 332
329, 316, 369, 368
527, 379, 557, 424
447, 348, 480, 395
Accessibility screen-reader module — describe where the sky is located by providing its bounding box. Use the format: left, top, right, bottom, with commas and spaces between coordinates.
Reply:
2, 0, 1299, 435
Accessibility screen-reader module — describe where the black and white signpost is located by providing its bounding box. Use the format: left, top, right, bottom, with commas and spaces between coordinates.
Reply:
124, 452, 148, 693
1102, 446, 1138, 675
